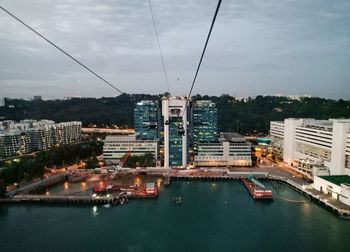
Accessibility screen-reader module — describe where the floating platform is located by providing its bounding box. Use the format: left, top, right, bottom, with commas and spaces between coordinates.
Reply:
93, 182, 158, 198
242, 178, 273, 200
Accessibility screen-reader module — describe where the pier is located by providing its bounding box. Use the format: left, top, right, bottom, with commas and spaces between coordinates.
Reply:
268, 175, 350, 219
6, 173, 67, 197
0, 192, 127, 205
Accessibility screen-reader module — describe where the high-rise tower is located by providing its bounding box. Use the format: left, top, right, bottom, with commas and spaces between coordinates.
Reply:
134, 100, 159, 140
162, 97, 188, 168
192, 100, 218, 151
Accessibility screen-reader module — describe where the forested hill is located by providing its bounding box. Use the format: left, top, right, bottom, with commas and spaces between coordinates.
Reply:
1, 94, 349, 135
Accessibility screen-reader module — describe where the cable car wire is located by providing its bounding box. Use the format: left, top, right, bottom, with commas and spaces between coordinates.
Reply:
148, 0, 171, 94
0, 6, 124, 94
182, 0, 222, 116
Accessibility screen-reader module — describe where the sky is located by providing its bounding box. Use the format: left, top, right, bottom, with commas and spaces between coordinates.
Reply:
0, 0, 350, 100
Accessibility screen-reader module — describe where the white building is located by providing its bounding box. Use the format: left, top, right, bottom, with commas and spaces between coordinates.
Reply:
103, 135, 158, 164
313, 175, 350, 206
162, 97, 188, 168
194, 133, 252, 167
270, 118, 350, 177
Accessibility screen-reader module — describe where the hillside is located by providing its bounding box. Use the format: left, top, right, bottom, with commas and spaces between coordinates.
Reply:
1, 94, 349, 135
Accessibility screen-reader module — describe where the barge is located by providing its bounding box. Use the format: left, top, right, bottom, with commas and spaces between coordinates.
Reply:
93, 182, 158, 198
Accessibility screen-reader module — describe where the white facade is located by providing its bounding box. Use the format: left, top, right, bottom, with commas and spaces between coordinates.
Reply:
194, 141, 252, 167
103, 135, 158, 164
162, 97, 188, 168
270, 118, 350, 177
313, 176, 350, 206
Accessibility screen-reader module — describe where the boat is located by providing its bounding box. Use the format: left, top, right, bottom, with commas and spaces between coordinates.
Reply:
242, 178, 273, 200
173, 196, 182, 205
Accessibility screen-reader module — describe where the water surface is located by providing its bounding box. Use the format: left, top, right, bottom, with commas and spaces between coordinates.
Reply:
1, 181, 349, 252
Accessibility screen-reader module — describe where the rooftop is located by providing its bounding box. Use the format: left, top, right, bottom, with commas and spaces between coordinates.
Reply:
319, 175, 350, 186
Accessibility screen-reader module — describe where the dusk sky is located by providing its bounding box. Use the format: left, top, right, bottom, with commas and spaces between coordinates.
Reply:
1, 0, 350, 99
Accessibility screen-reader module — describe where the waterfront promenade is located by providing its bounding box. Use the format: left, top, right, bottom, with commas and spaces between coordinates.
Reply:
2, 164, 350, 218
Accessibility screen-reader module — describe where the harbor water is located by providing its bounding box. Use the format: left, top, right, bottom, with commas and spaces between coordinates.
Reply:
1, 181, 350, 252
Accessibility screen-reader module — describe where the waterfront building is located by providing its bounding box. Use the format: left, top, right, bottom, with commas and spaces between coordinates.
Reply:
194, 132, 252, 167
270, 118, 350, 178
0, 120, 82, 158
103, 135, 158, 165
162, 97, 188, 167
134, 100, 159, 140
313, 175, 350, 206
191, 100, 218, 151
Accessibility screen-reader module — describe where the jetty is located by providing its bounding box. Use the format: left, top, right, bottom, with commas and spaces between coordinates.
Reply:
0, 192, 127, 205
268, 175, 350, 219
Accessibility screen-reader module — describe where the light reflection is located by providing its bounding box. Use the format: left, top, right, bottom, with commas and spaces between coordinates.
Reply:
156, 178, 162, 188
301, 202, 311, 217
134, 177, 142, 185
64, 181, 69, 190
92, 206, 98, 217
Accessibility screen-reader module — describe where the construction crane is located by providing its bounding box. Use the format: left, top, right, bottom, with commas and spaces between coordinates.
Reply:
110, 150, 132, 179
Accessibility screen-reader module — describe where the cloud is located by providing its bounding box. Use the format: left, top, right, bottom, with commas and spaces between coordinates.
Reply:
0, 0, 349, 99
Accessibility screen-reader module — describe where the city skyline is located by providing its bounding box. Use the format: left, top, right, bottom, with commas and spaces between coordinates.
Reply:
1, 0, 350, 99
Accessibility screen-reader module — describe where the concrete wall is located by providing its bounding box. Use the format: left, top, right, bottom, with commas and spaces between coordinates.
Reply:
313, 176, 350, 206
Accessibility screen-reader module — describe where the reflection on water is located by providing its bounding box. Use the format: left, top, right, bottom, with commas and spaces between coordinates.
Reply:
44, 181, 94, 196
156, 178, 162, 188
92, 206, 98, 217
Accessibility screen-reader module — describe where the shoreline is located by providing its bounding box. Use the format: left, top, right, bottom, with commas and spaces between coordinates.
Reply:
2, 167, 350, 219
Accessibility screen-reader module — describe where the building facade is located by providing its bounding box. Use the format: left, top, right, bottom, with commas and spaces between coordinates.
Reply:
270, 118, 350, 177
162, 97, 188, 167
0, 120, 82, 158
103, 135, 158, 164
134, 100, 159, 140
0, 97, 5, 107
194, 133, 252, 167
313, 175, 350, 206
191, 100, 218, 151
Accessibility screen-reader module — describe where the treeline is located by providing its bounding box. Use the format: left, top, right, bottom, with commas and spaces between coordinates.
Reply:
1, 94, 349, 134
123, 154, 155, 168
0, 141, 103, 187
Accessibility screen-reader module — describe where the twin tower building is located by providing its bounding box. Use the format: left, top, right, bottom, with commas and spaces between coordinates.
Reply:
134, 96, 218, 168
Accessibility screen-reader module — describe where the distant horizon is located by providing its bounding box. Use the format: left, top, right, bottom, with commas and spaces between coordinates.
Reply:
1, 0, 350, 100
2, 93, 350, 102
0, 93, 343, 101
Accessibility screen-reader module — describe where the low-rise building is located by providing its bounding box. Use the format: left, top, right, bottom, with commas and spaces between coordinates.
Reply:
313, 175, 350, 206
103, 135, 158, 165
194, 132, 252, 167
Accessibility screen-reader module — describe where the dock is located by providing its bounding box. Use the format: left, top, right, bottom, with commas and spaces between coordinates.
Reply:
268, 175, 350, 219
0, 193, 127, 205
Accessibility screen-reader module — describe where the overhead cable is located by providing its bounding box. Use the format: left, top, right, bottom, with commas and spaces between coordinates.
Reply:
0, 6, 124, 94
183, 0, 222, 115
148, 0, 171, 94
